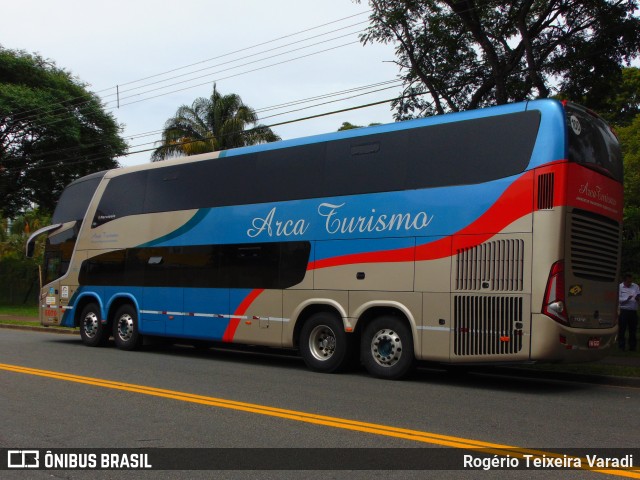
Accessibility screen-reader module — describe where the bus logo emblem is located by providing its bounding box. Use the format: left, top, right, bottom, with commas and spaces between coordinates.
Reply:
569, 285, 583, 296
570, 115, 581, 135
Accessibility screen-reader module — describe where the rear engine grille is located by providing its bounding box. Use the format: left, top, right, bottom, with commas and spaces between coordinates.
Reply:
456, 239, 524, 291
570, 209, 620, 282
454, 295, 524, 356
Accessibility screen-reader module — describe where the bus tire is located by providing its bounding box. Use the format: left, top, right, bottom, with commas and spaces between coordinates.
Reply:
79, 303, 108, 347
299, 312, 350, 373
361, 316, 414, 380
113, 304, 141, 351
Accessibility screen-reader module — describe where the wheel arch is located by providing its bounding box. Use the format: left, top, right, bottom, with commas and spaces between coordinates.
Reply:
291, 300, 348, 349
73, 293, 104, 328
106, 293, 140, 328
352, 302, 419, 355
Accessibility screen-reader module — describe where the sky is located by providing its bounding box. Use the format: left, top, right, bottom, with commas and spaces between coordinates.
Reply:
1, 0, 401, 166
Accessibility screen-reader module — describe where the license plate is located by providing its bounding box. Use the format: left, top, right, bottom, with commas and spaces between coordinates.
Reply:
588, 337, 601, 349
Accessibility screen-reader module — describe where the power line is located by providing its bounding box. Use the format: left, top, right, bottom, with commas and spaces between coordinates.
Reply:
127, 96, 398, 157
3, 36, 367, 145
2, 91, 411, 173
111, 37, 362, 107
103, 11, 371, 92
123, 79, 402, 142
4, 79, 402, 167
7, 11, 371, 124
103, 20, 369, 101
117, 41, 361, 108
7, 33, 366, 133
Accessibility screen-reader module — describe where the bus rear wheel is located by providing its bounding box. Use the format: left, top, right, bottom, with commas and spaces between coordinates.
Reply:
361, 316, 414, 379
300, 312, 351, 373
113, 305, 141, 351
79, 303, 109, 347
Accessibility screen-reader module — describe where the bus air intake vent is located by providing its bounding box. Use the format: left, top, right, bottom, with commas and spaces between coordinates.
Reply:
456, 239, 525, 291
569, 209, 620, 282
454, 295, 524, 356
537, 173, 554, 210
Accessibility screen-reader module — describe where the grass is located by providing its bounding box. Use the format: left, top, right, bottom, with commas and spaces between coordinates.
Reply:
0, 305, 76, 330
0, 304, 38, 318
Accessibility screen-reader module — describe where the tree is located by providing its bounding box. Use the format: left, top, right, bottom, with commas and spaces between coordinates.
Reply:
583, 67, 640, 127
0, 209, 50, 305
152, 86, 280, 161
358, 0, 640, 119
620, 115, 640, 205
337, 121, 382, 131
619, 114, 640, 273
0, 46, 127, 217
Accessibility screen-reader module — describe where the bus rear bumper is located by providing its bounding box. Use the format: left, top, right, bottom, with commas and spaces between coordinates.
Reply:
530, 313, 617, 363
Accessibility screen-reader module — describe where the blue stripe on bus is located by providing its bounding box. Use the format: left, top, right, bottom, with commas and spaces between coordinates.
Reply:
137, 173, 518, 259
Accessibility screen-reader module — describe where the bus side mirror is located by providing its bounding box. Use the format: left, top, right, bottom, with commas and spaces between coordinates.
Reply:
24, 223, 63, 258
26, 240, 35, 258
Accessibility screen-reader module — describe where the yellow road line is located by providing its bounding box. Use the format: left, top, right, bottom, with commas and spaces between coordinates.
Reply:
0, 362, 638, 477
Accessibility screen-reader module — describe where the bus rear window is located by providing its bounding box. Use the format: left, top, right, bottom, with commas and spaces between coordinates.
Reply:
565, 104, 622, 182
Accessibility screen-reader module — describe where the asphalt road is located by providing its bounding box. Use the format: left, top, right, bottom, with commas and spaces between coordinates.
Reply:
1, 328, 638, 480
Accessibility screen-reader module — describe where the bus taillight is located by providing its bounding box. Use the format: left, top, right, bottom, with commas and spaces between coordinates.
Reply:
543, 260, 569, 325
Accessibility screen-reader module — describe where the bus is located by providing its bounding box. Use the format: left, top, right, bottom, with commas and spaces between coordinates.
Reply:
26, 99, 622, 379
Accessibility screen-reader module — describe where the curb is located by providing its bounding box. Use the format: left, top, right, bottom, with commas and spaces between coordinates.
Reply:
0, 323, 78, 335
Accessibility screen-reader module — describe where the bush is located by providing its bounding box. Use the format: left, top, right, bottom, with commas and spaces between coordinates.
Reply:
0, 257, 39, 305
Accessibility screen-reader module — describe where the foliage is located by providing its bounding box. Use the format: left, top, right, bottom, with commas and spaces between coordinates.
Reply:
560, 67, 640, 126
0, 256, 39, 305
0, 210, 49, 306
337, 121, 383, 130
0, 46, 127, 217
619, 113, 640, 205
152, 86, 280, 161
618, 113, 640, 275
593, 67, 640, 272
594, 67, 640, 126
358, 0, 640, 120
0, 210, 49, 259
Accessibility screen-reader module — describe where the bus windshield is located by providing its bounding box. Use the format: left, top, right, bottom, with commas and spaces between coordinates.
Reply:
565, 103, 622, 182
51, 171, 106, 224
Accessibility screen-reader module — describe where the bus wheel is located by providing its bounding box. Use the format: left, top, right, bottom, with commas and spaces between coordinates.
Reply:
79, 303, 108, 347
113, 305, 141, 351
300, 312, 350, 373
361, 316, 414, 380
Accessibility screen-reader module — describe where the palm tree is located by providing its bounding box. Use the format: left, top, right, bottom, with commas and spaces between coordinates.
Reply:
151, 86, 280, 161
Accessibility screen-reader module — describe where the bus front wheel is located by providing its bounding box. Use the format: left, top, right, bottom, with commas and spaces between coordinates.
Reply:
360, 316, 414, 379
79, 303, 108, 347
113, 305, 141, 351
299, 312, 350, 373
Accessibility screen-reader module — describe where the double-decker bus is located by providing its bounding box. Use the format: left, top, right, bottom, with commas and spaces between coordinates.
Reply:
26, 99, 622, 379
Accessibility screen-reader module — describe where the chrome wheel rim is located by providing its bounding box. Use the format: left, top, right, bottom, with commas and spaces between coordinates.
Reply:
308, 325, 337, 361
370, 328, 403, 367
83, 312, 99, 338
116, 314, 134, 342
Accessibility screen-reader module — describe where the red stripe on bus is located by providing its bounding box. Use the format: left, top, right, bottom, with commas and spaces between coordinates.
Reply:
417, 170, 534, 260
222, 289, 264, 342
308, 171, 535, 270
